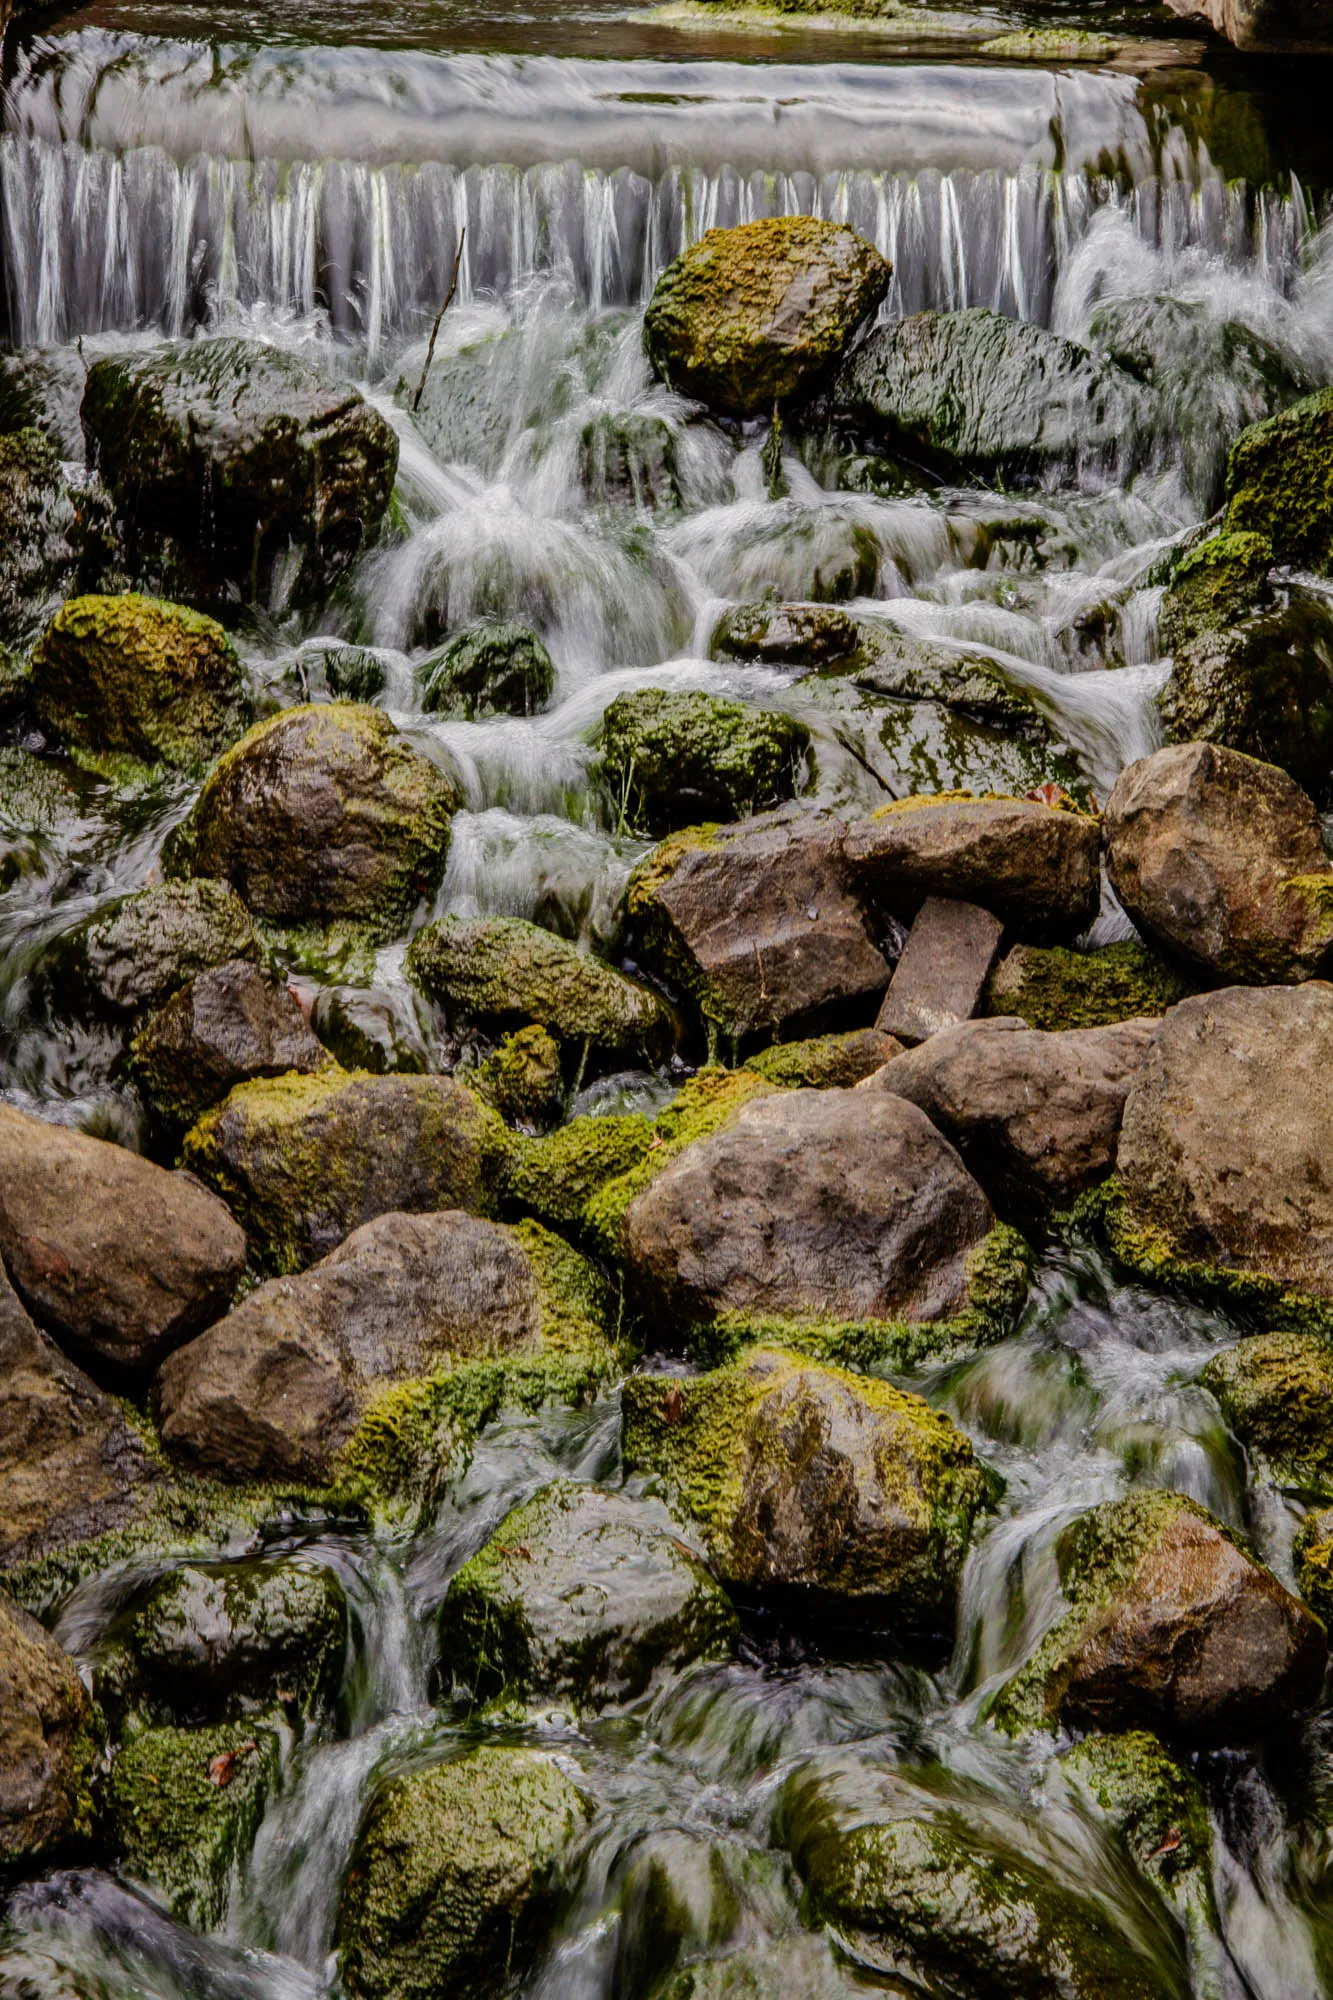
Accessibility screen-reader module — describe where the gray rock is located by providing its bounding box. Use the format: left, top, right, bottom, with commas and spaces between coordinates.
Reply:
44, 879, 262, 1021
310, 984, 431, 1075
709, 600, 859, 669
132, 960, 330, 1133
875, 896, 1003, 1045
0, 1590, 97, 1864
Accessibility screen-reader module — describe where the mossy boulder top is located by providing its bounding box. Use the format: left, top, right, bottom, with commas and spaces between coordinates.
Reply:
439, 1480, 737, 1710
419, 621, 554, 719
1159, 532, 1276, 654
81, 337, 399, 606
1203, 1330, 1333, 1496
166, 705, 461, 934
985, 942, 1190, 1034
622, 1348, 992, 1629
0, 1586, 98, 1865
43, 877, 262, 1021
30, 593, 252, 774
1224, 385, 1333, 575
642, 217, 891, 420
598, 687, 810, 835
407, 913, 678, 1073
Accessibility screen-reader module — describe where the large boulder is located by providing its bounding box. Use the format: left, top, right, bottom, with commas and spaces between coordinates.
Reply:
165, 705, 460, 936
621, 1348, 992, 1630
1202, 1331, 1333, 1496
993, 1490, 1325, 1742
156, 1208, 612, 1485
406, 915, 677, 1075
418, 621, 554, 718
866, 1015, 1156, 1210
439, 1482, 737, 1709
1114, 983, 1333, 1301
337, 1746, 592, 2000
1102, 742, 1333, 983
598, 688, 810, 834
833, 309, 1156, 484
30, 594, 252, 775
843, 794, 1101, 944
43, 878, 262, 1021
642, 217, 891, 420
0, 1590, 97, 1864
0, 1105, 246, 1373
82, 338, 399, 607
626, 811, 890, 1043
131, 959, 330, 1135
181, 1069, 504, 1273
621, 1086, 993, 1330
1223, 386, 1333, 573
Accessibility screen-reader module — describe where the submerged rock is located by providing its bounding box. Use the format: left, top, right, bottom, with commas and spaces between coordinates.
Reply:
439, 1481, 737, 1708
985, 941, 1191, 1033
0, 428, 94, 653
621, 1348, 991, 1629
598, 688, 810, 834
578, 409, 684, 512
993, 1490, 1325, 1742
1223, 385, 1333, 574
310, 983, 432, 1076
165, 705, 460, 936
0, 1104, 246, 1374
30, 594, 252, 775
0, 1590, 98, 1865
642, 216, 891, 419
126, 1558, 347, 1722
709, 600, 859, 670
338, 1745, 592, 2000
418, 620, 554, 719
1102, 743, 1333, 983
156, 1209, 613, 1486
1202, 1330, 1333, 1495
44, 879, 262, 1021
82, 338, 399, 606
181, 1068, 504, 1273
132, 960, 330, 1134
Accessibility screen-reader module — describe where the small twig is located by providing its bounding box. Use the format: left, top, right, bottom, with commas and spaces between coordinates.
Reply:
411, 229, 466, 413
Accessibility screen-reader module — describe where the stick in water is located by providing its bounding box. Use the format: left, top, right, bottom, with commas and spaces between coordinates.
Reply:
412, 227, 467, 413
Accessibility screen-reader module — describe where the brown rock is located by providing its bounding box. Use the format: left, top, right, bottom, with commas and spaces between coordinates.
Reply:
876, 896, 1002, 1045
132, 959, 330, 1133
1102, 742, 1333, 983
844, 795, 1101, 944
869, 1014, 1156, 1208
0, 1588, 97, 1862
0, 1106, 247, 1372
621, 1086, 993, 1330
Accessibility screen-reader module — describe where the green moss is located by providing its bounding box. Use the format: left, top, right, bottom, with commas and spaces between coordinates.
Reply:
583, 1068, 772, 1261
598, 688, 811, 835
1060, 1731, 1215, 1909
473, 1025, 565, 1129
978, 27, 1121, 56
985, 942, 1190, 1032
501, 1113, 657, 1232
1224, 387, 1333, 575
743, 1027, 896, 1089
260, 919, 382, 986
1296, 1508, 1333, 1624
1159, 532, 1275, 653
1201, 1330, 1333, 1495
418, 622, 554, 719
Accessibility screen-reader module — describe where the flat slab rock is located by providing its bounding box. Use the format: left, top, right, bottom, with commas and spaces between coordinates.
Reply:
876, 895, 1002, 1045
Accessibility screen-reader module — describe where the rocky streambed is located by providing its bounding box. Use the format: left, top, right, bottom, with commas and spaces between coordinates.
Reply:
3, 13, 1333, 1997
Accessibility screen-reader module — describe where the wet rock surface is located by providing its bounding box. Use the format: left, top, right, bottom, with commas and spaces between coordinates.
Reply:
1202, 1330, 1333, 1495
132, 959, 330, 1133
418, 620, 554, 718
598, 688, 810, 833
124, 1558, 348, 1722
875, 894, 1002, 1044
0, 1589, 97, 1865
1223, 385, 1333, 573
44, 879, 262, 1021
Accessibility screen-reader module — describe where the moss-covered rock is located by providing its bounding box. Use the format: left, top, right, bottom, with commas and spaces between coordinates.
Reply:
621, 1347, 992, 1630
131, 959, 331, 1134
406, 914, 677, 1075
165, 705, 460, 936
0, 1589, 100, 1864
42, 878, 262, 1022
643, 217, 891, 420
614, 1832, 788, 2000
418, 621, 554, 719
1223, 386, 1333, 575
984, 942, 1191, 1033
101, 1722, 280, 1930
598, 688, 810, 835
293, 641, 388, 705
743, 1027, 899, 1089
439, 1481, 737, 1709
656, 1936, 863, 1999
309, 983, 431, 1075
500, 1107, 659, 1236
579, 410, 683, 512
1296, 1507, 1333, 1625
709, 600, 859, 670
0, 429, 97, 653
337, 1746, 592, 2000
473, 1025, 565, 1130
1201, 1330, 1333, 1495
30, 594, 252, 776
1159, 531, 1275, 652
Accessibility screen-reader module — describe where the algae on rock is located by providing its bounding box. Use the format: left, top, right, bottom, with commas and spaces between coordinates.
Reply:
598, 687, 811, 834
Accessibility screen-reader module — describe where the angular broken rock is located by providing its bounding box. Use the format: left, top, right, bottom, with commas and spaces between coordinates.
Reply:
621, 1085, 993, 1329
0, 1105, 247, 1372
132, 958, 330, 1133
868, 1013, 1156, 1208
875, 896, 1002, 1045
0, 1588, 98, 1863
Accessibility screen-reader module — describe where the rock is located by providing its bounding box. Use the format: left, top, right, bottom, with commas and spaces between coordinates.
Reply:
418, 621, 554, 719
875, 896, 1003, 1045
1223, 386, 1333, 574
985, 942, 1191, 1032
180, 1069, 504, 1273
293, 640, 388, 704
473, 1025, 565, 1129
310, 984, 431, 1076
744, 1027, 900, 1089
1167, 0, 1333, 51
626, 811, 890, 1044
868, 1015, 1156, 1209
850, 623, 1059, 735
0, 348, 87, 458
777, 1753, 1179, 2000
44, 879, 262, 1021
0, 1590, 97, 1864
709, 600, 859, 670
614, 1831, 780, 2000
0, 1260, 157, 1572
30, 594, 252, 775
657, 1936, 862, 1999
578, 410, 683, 512
993, 1490, 1325, 1741
1114, 983, 1333, 1302
101, 1723, 280, 1931
642, 217, 891, 420
132, 960, 330, 1134
156, 1209, 610, 1484
406, 915, 676, 1075
0, 1104, 246, 1373
1201, 1331, 1333, 1494
1158, 532, 1276, 655
1102, 743, 1333, 983
844, 794, 1101, 945
165, 705, 460, 936
621, 1086, 993, 1330
126, 1557, 347, 1721
1297, 1508, 1333, 1624
598, 689, 810, 834
337, 1745, 592, 2000
833, 309, 1155, 484
82, 338, 399, 606
439, 1481, 737, 1708
621, 1348, 991, 1628
0, 429, 93, 652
